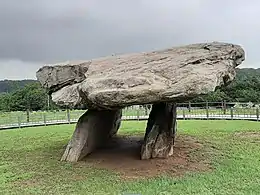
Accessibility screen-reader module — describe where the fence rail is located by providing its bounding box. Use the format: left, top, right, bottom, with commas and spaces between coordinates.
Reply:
0, 102, 259, 130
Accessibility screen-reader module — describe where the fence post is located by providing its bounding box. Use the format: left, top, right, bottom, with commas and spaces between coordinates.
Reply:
223, 100, 227, 115
43, 113, 47, 126
183, 109, 186, 120
67, 109, 71, 124
137, 106, 140, 120
230, 107, 234, 120
18, 116, 21, 128
206, 102, 209, 119
145, 105, 148, 116
188, 102, 191, 113
256, 108, 259, 121
26, 109, 30, 123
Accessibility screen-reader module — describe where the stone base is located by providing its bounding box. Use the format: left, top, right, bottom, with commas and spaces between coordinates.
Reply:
141, 103, 177, 160
61, 109, 122, 162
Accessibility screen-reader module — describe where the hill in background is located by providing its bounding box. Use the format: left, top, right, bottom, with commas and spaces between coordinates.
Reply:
0, 79, 38, 93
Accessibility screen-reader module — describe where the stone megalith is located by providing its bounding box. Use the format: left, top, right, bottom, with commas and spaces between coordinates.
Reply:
36, 42, 245, 162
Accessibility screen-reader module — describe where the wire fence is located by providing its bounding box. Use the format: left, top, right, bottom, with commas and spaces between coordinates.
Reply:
0, 102, 259, 130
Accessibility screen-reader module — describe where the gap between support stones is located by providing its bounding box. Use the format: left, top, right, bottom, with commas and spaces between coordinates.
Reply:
61, 109, 122, 162
141, 102, 177, 160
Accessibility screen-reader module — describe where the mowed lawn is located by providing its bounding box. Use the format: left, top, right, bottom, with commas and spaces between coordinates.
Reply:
0, 120, 260, 195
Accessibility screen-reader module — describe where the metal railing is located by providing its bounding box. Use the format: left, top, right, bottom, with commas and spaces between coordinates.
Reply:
0, 102, 259, 130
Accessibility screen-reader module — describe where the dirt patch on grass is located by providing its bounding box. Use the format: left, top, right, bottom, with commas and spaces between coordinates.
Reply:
13, 179, 41, 188
235, 132, 260, 139
81, 135, 212, 179
234, 132, 260, 143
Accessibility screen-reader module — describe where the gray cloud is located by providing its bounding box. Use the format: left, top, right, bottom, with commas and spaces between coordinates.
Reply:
0, 0, 259, 79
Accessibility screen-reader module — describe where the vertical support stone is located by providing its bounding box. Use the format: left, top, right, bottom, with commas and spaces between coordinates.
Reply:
109, 109, 122, 137
141, 102, 177, 160
61, 109, 122, 162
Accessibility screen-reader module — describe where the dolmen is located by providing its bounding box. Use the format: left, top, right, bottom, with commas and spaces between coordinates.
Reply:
36, 42, 245, 162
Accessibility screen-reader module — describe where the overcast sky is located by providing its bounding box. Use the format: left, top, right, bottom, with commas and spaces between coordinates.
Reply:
0, 0, 259, 80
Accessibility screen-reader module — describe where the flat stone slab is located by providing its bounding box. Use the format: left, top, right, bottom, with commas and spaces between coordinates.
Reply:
36, 42, 245, 109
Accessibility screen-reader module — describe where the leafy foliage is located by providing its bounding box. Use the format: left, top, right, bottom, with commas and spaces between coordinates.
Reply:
221, 68, 260, 103
192, 68, 260, 103
0, 83, 57, 111
0, 79, 36, 93
9, 83, 47, 111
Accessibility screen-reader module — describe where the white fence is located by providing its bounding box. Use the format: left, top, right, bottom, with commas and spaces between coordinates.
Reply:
0, 102, 259, 130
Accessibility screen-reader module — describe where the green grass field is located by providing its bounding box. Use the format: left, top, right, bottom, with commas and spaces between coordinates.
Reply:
0, 120, 260, 194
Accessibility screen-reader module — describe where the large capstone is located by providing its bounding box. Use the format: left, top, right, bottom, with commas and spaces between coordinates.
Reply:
37, 42, 245, 109
36, 42, 245, 162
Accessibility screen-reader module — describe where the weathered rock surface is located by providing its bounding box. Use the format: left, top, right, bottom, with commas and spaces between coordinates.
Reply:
61, 109, 122, 162
36, 42, 245, 162
36, 42, 245, 109
141, 103, 177, 159
37, 62, 89, 94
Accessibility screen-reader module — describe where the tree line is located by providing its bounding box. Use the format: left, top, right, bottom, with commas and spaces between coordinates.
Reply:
0, 82, 58, 111
0, 68, 259, 111
0, 79, 36, 93
191, 68, 260, 103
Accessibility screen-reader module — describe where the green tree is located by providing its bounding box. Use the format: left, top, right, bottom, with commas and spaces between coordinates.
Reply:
0, 93, 12, 111
9, 83, 48, 111
192, 68, 260, 103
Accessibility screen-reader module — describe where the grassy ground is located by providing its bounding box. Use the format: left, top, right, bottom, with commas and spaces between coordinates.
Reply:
0, 120, 260, 195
